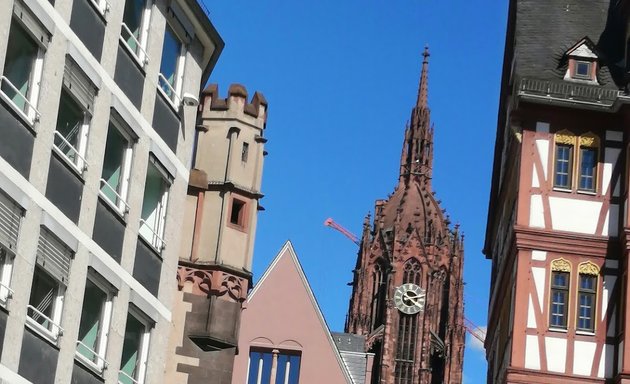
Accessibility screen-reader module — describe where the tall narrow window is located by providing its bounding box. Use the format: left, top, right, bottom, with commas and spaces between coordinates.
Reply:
229, 198, 246, 228
1, 10, 47, 124
370, 262, 386, 330
247, 349, 301, 384
158, 24, 186, 104
54, 89, 90, 172
76, 276, 114, 372
139, 159, 171, 251
549, 258, 571, 329
0, 190, 21, 305
394, 259, 421, 384
100, 118, 134, 213
577, 261, 599, 332
27, 228, 73, 341
121, 0, 151, 64
578, 134, 599, 192
118, 309, 151, 384
242, 142, 249, 163
554, 144, 573, 188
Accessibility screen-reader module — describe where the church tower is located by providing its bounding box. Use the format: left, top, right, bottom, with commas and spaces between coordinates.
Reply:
346, 47, 466, 384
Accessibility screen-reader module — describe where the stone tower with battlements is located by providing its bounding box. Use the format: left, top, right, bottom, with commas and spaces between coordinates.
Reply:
164, 84, 268, 384
345, 47, 465, 384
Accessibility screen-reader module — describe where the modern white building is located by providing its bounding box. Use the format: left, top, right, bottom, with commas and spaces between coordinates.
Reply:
0, 0, 222, 382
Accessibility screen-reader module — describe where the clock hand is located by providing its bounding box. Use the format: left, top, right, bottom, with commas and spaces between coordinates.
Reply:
403, 292, 423, 307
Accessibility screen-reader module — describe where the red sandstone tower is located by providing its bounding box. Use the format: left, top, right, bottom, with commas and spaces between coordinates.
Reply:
345, 47, 465, 384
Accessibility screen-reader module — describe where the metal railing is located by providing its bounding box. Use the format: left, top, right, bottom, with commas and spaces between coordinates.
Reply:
99, 179, 130, 214
120, 23, 149, 66
0, 76, 41, 123
76, 340, 109, 371
518, 78, 619, 104
139, 219, 166, 251
118, 370, 140, 384
53, 131, 88, 172
157, 73, 181, 106
0, 281, 14, 305
27, 304, 64, 337
88, 0, 110, 15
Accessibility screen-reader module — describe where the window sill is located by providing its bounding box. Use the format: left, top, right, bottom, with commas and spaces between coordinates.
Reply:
0, 91, 38, 133
137, 233, 164, 259
577, 190, 597, 196
86, 0, 109, 23
118, 38, 148, 74
25, 317, 61, 347
156, 85, 181, 115
548, 327, 568, 333
51, 147, 86, 181
97, 193, 128, 224
74, 352, 106, 376
576, 330, 595, 336
552, 187, 573, 193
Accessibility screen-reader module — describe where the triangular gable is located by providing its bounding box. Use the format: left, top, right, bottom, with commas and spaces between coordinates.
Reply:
566, 36, 598, 59
232, 241, 354, 384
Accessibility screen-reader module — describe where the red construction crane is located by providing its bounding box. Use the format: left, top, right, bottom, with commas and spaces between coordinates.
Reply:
324, 218, 360, 245
324, 217, 486, 344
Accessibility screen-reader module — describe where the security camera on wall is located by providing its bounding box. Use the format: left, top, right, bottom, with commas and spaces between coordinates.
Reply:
182, 93, 199, 107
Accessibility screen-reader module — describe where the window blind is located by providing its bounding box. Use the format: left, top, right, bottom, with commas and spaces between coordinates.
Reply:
13, 0, 49, 48
36, 228, 73, 284
0, 191, 21, 251
64, 57, 98, 113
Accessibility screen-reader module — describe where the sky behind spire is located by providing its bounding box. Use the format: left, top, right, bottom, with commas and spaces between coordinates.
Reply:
206, 2, 508, 383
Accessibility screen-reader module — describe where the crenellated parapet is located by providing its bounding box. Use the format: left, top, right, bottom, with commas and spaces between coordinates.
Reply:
199, 83, 268, 127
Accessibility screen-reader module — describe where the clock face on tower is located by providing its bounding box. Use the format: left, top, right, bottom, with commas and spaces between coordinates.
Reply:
393, 283, 425, 315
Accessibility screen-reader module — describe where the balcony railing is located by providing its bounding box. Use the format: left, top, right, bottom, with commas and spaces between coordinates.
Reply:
120, 23, 149, 66
139, 218, 166, 252
518, 78, 619, 105
118, 370, 140, 384
53, 131, 88, 172
157, 73, 181, 106
0, 76, 41, 124
0, 281, 14, 306
99, 179, 130, 214
76, 340, 109, 372
26, 304, 64, 338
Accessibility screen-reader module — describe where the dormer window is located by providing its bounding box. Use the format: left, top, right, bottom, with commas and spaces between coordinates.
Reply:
563, 37, 598, 83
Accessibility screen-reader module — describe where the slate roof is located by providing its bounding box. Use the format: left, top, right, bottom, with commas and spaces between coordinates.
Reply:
514, 0, 624, 89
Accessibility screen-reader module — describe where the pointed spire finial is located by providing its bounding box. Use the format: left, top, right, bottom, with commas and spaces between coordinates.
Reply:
417, 45, 430, 109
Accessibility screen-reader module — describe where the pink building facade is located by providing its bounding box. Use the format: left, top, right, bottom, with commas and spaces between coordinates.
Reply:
232, 241, 373, 384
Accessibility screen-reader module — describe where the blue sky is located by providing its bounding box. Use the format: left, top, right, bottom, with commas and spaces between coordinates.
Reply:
206, 1, 508, 382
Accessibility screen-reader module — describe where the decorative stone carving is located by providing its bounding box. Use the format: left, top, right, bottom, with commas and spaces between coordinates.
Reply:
555, 131, 576, 145
177, 266, 249, 302
551, 258, 571, 272
578, 261, 600, 275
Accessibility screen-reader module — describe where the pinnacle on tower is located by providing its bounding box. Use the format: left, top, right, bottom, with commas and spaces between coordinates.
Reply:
416, 45, 430, 110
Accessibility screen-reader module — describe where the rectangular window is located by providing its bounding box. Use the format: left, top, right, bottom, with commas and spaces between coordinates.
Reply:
54, 89, 90, 172
139, 159, 171, 251
0, 190, 21, 305
158, 24, 186, 105
578, 147, 597, 191
27, 228, 73, 340
575, 61, 591, 78
118, 310, 151, 384
100, 118, 134, 213
577, 274, 597, 332
242, 142, 249, 163
247, 349, 301, 384
76, 276, 114, 372
0, 17, 45, 124
229, 198, 246, 227
549, 271, 569, 329
121, 0, 151, 65
554, 144, 573, 189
